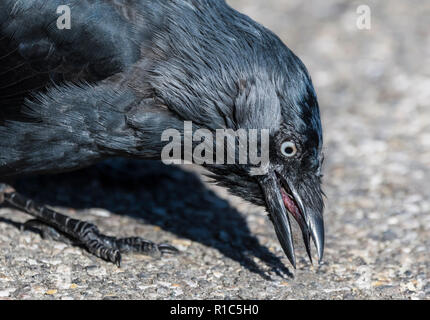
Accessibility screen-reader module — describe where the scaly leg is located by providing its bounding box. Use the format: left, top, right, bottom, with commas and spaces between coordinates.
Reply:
0, 183, 178, 267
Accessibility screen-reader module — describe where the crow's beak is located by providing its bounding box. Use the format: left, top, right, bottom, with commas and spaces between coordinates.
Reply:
258, 170, 324, 268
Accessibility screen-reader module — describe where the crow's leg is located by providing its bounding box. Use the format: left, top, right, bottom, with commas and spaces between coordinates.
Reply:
0, 183, 178, 267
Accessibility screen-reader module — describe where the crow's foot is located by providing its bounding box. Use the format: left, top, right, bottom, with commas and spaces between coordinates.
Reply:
0, 183, 178, 267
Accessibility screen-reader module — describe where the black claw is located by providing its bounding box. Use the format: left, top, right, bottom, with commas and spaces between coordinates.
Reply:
114, 252, 122, 267
158, 243, 179, 254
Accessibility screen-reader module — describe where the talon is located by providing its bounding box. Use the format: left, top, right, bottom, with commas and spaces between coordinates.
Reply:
158, 243, 179, 254
114, 252, 122, 268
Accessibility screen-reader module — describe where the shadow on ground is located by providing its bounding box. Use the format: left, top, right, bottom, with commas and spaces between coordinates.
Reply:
7, 159, 292, 279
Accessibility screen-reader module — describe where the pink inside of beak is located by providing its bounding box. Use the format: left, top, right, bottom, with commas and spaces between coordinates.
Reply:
281, 187, 303, 225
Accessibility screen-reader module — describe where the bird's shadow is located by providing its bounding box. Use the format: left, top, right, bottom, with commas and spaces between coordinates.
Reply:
9, 159, 292, 279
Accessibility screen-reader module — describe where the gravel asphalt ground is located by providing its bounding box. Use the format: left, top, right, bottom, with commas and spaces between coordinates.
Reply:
0, 0, 429, 299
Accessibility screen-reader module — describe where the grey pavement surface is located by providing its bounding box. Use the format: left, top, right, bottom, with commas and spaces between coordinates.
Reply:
0, 0, 429, 299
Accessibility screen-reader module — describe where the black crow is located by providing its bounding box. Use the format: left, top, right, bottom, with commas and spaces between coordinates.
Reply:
0, 0, 324, 269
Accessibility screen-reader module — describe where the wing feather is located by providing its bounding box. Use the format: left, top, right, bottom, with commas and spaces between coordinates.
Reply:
0, 0, 142, 121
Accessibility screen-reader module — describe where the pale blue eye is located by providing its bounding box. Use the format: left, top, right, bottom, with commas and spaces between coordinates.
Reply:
281, 141, 297, 157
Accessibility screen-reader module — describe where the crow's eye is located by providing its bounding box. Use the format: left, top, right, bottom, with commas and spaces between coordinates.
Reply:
281, 141, 297, 157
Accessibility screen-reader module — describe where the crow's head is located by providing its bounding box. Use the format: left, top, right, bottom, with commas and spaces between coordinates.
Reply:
139, 1, 325, 267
